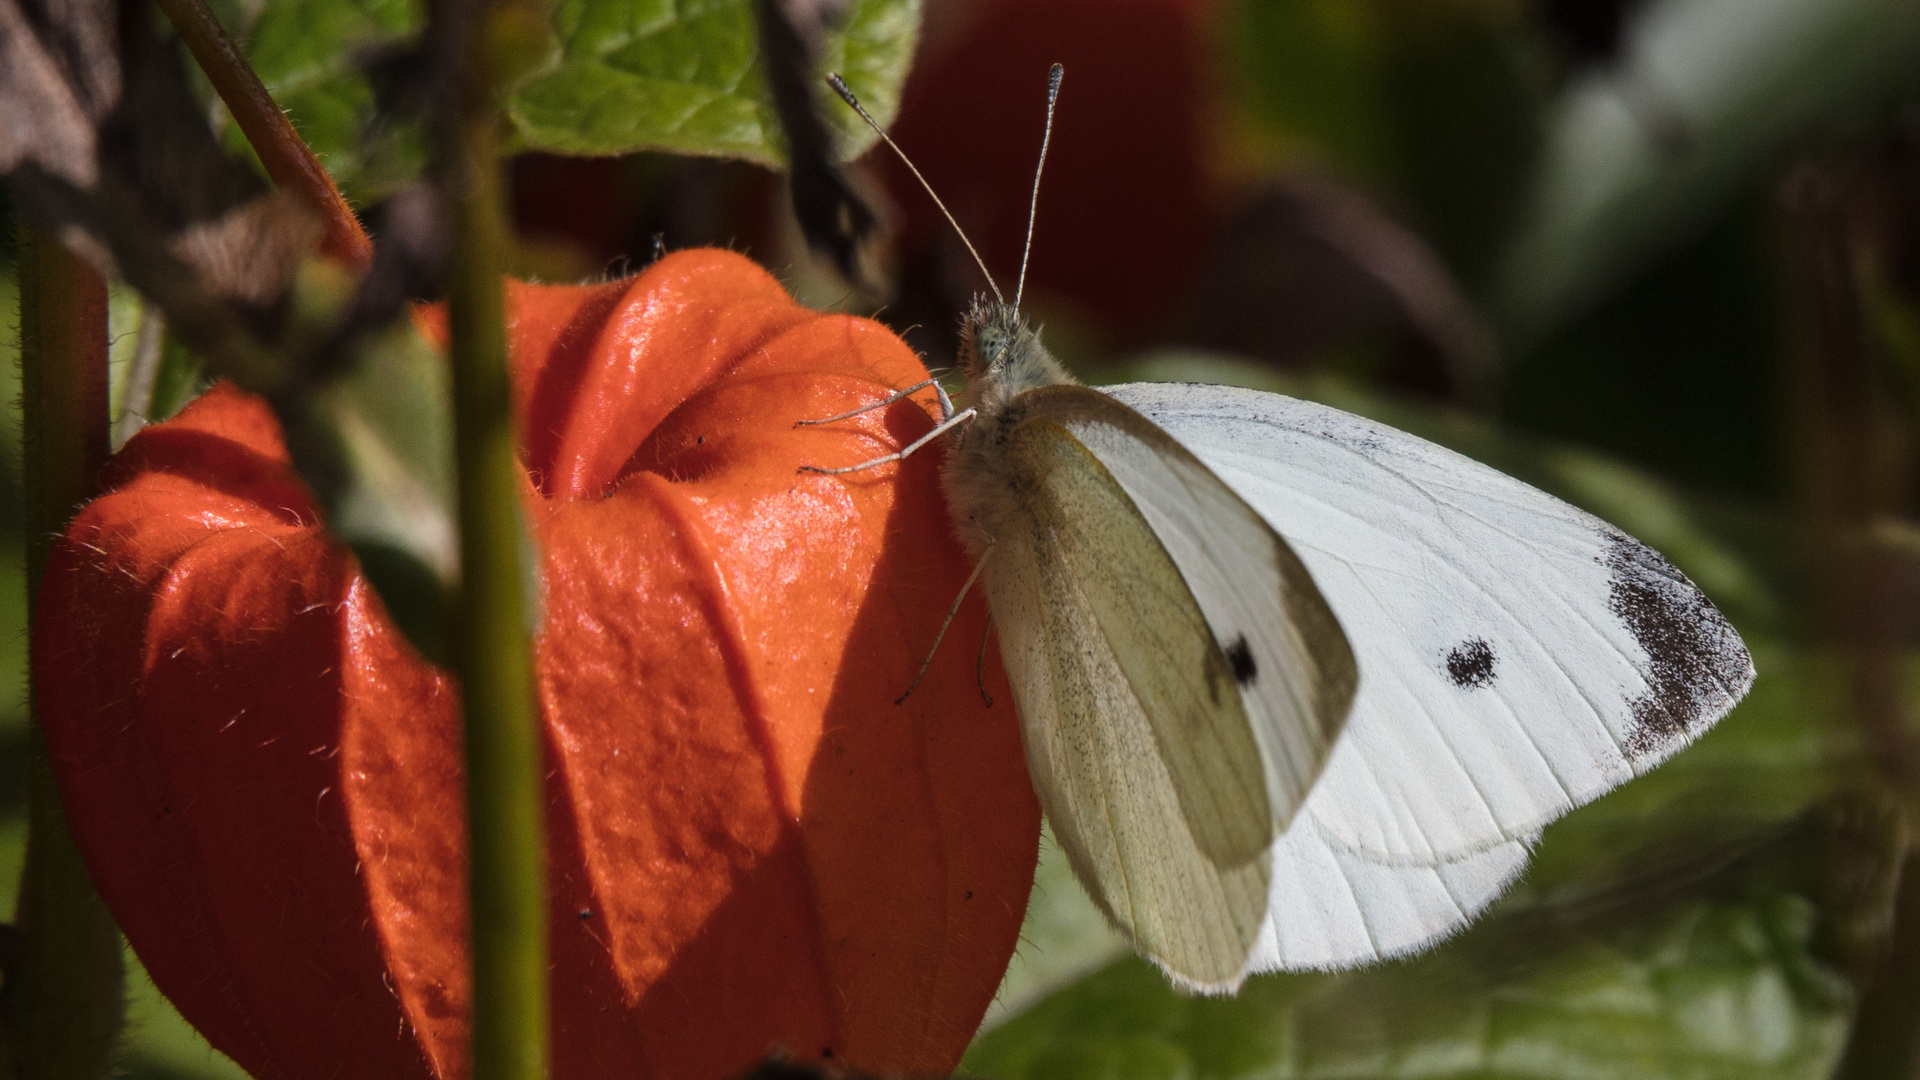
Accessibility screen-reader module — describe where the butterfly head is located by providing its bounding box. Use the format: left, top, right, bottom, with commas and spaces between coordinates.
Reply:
959, 298, 1025, 378
958, 297, 1073, 397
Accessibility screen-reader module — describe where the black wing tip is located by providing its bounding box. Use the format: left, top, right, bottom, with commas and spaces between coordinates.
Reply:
1602, 530, 1755, 762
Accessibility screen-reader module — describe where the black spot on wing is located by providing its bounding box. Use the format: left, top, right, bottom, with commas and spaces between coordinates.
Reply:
1225, 634, 1258, 686
1605, 531, 1752, 760
1444, 639, 1496, 689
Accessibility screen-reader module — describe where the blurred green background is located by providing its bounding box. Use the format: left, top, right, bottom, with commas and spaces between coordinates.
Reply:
10, 0, 1920, 1075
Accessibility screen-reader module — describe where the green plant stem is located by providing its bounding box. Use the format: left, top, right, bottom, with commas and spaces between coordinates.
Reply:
2, 227, 123, 1078
151, 0, 374, 269
441, 6, 549, 1077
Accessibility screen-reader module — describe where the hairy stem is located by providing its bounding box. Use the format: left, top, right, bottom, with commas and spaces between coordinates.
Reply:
2, 226, 123, 1079
152, 0, 374, 269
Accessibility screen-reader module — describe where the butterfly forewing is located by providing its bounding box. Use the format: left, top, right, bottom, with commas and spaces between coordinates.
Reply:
986, 415, 1271, 987
1108, 381, 1755, 970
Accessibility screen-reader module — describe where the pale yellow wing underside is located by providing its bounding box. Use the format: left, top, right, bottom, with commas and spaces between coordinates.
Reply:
981, 387, 1351, 988
1040, 388, 1356, 820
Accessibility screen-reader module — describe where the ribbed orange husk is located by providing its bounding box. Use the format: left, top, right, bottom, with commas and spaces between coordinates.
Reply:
33, 249, 1041, 1080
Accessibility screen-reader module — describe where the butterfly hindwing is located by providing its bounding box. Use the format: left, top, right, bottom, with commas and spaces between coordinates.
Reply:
1026, 386, 1357, 821
988, 408, 1266, 987
984, 385, 1356, 988
1257, 826, 1536, 969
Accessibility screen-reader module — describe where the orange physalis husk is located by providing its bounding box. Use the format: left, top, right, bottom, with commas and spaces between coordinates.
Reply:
33, 249, 1041, 1080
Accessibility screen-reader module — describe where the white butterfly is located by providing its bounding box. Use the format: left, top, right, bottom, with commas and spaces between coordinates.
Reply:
1111, 380, 1752, 977
814, 67, 1754, 992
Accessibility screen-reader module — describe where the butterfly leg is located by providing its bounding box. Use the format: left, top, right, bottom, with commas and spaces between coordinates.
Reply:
801, 407, 977, 476
794, 377, 948, 426
896, 542, 994, 706
974, 612, 996, 707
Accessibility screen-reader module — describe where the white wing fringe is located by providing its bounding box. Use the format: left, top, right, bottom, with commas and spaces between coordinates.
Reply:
1252, 826, 1536, 971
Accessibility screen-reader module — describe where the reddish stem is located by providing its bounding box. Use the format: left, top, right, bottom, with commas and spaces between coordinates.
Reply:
153, 0, 376, 270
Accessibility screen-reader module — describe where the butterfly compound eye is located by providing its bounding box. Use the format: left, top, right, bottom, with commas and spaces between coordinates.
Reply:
978, 327, 1007, 368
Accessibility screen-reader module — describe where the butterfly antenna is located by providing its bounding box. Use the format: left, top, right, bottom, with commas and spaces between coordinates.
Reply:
1013, 63, 1063, 313
827, 74, 1004, 304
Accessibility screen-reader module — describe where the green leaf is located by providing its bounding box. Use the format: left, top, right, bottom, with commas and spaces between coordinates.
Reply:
1493, 0, 1920, 346
312, 319, 458, 664
506, 0, 921, 164
968, 885, 1852, 1080
237, 0, 429, 202
967, 655, 1863, 1079
117, 947, 253, 1080
982, 823, 1129, 1035
231, 0, 919, 197
146, 333, 211, 429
